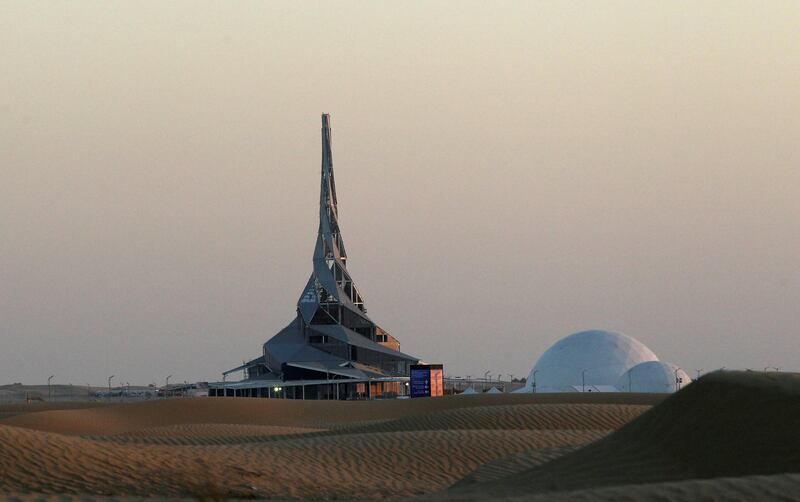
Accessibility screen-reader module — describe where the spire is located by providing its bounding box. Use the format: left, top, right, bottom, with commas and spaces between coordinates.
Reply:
319, 113, 346, 263
297, 114, 367, 325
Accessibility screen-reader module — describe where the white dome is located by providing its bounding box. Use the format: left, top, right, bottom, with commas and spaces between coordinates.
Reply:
528, 330, 659, 392
617, 361, 692, 393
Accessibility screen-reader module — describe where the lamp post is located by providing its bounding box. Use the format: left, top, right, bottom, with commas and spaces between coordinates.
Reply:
483, 371, 490, 391
532, 370, 538, 393
108, 375, 115, 394
326, 370, 330, 400
47, 375, 54, 401
581, 369, 587, 393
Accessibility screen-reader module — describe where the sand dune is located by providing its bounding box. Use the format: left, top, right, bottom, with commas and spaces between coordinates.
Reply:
1, 392, 660, 436
93, 423, 326, 446
0, 394, 649, 499
436, 371, 800, 500
0, 402, 106, 421
333, 403, 648, 434
0, 427, 596, 499
0, 402, 622, 499
496, 473, 800, 501
450, 445, 584, 486
1, 373, 796, 500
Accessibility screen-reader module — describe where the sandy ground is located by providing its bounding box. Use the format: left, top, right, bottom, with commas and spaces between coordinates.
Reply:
433, 371, 800, 501
0, 372, 797, 500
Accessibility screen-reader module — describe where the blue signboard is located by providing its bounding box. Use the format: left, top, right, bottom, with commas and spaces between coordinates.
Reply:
410, 364, 444, 398
410, 367, 431, 398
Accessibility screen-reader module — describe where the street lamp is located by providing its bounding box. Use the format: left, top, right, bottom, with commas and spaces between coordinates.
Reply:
628, 368, 633, 392
532, 370, 539, 393
108, 375, 115, 393
581, 369, 587, 393
47, 375, 54, 401
483, 371, 490, 391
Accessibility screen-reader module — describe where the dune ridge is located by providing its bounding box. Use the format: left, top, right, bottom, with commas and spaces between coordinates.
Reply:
436, 371, 800, 500
0, 392, 661, 436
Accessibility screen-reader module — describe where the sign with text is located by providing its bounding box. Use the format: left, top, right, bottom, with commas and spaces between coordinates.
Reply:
410, 364, 444, 398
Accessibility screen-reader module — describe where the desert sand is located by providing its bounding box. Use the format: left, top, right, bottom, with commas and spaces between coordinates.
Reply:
0, 372, 797, 500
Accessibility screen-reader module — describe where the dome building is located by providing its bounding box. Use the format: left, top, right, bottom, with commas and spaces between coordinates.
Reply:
617, 361, 692, 393
523, 330, 687, 393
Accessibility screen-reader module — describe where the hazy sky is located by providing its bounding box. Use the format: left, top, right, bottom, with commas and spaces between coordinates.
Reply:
1, 2, 798, 386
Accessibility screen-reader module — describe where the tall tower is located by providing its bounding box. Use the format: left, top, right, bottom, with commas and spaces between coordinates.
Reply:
296, 114, 370, 329
234, 114, 418, 388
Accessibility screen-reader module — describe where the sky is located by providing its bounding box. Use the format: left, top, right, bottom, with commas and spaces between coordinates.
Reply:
1, 1, 798, 386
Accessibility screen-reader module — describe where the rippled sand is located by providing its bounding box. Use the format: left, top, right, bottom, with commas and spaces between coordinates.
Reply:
1, 372, 797, 500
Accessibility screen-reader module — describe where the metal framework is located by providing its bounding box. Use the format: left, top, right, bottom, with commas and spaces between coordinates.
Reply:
219, 114, 418, 398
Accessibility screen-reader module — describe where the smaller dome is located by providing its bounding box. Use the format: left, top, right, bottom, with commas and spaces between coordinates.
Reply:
617, 361, 691, 393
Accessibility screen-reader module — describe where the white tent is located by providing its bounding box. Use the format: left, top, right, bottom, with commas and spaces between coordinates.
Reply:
526, 330, 659, 392
617, 361, 692, 393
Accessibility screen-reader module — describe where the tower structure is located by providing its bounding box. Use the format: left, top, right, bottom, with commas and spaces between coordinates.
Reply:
217, 114, 418, 399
